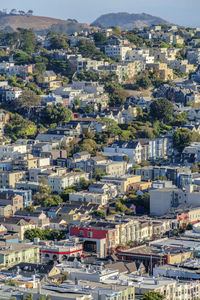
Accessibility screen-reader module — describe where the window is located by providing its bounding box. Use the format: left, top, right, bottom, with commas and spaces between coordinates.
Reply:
88, 231, 93, 238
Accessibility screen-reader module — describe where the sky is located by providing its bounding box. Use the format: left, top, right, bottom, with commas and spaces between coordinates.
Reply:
1, 0, 200, 27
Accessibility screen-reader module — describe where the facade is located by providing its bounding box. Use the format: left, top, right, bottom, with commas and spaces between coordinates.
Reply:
105, 45, 132, 60
104, 141, 143, 164
34, 238, 83, 262
48, 172, 89, 193
69, 191, 108, 205
0, 242, 39, 267
101, 175, 141, 193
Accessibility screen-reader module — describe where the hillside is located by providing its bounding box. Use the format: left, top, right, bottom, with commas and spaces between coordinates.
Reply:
91, 12, 171, 30
0, 15, 92, 34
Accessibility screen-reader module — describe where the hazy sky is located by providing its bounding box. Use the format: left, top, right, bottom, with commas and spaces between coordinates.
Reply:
2, 0, 200, 27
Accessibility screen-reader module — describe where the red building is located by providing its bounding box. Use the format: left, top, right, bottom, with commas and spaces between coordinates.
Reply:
70, 221, 118, 258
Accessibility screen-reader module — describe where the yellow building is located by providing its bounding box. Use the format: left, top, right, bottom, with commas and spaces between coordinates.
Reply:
101, 175, 141, 193
0, 242, 39, 268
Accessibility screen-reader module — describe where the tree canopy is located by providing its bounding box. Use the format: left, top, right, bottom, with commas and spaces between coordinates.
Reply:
41, 103, 72, 126
150, 98, 174, 123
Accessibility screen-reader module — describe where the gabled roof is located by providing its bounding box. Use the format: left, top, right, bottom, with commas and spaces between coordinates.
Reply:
109, 140, 141, 149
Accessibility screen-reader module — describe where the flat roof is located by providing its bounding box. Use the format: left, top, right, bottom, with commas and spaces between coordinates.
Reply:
0, 242, 38, 255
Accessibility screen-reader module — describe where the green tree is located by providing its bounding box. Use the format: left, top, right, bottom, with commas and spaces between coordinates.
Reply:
61, 188, 76, 202
78, 139, 97, 154
48, 32, 69, 50
18, 28, 37, 54
173, 128, 192, 152
101, 118, 122, 137
18, 90, 41, 115
115, 200, 127, 213
137, 76, 152, 89
43, 195, 63, 207
77, 70, 99, 82
4, 113, 37, 141
93, 32, 107, 46
77, 39, 106, 60
41, 103, 72, 126
142, 291, 164, 300
13, 50, 31, 64
93, 168, 106, 180
150, 98, 173, 123
92, 210, 106, 218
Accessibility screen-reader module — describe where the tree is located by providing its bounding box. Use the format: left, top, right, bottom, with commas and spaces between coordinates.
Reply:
77, 70, 99, 82
41, 103, 72, 126
24, 228, 65, 242
112, 26, 121, 36
10, 9, 17, 15
61, 188, 76, 202
137, 76, 152, 89
93, 32, 107, 46
4, 113, 37, 141
27, 10, 33, 15
150, 98, 174, 123
18, 90, 41, 115
78, 139, 97, 154
13, 50, 31, 64
115, 200, 127, 213
18, 28, 37, 54
142, 291, 164, 300
48, 33, 69, 50
43, 195, 63, 207
92, 210, 106, 218
93, 168, 106, 180
77, 39, 106, 60
109, 89, 129, 107
173, 128, 192, 152
101, 118, 122, 137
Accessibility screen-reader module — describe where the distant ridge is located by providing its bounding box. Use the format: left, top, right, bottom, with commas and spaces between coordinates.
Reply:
91, 12, 171, 30
0, 15, 92, 34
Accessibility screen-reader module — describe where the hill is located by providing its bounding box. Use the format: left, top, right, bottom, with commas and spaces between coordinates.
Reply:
91, 12, 171, 30
0, 15, 92, 34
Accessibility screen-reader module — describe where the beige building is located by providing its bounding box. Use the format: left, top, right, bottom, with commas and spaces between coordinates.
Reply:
69, 191, 108, 206
0, 217, 36, 240
0, 171, 27, 188
101, 175, 141, 193
146, 62, 173, 81
48, 172, 89, 193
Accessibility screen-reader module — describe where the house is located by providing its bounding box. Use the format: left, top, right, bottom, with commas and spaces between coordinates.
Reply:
15, 211, 50, 228
43, 71, 57, 82
89, 182, 118, 198
104, 141, 143, 164
49, 218, 67, 231
69, 191, 108, 205
0, 193, 23, 216
0, 217, 35, 240
7, 262, 60, 281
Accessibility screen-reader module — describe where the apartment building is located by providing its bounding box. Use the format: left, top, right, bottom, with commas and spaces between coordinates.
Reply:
0, 242, 39, 268
0, 171, 27, 188
105, 45, 132, 60
47, 172, 89, 193
0, 144, 27, 160
69, 191, 108, 205
104, 141, 143, 164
